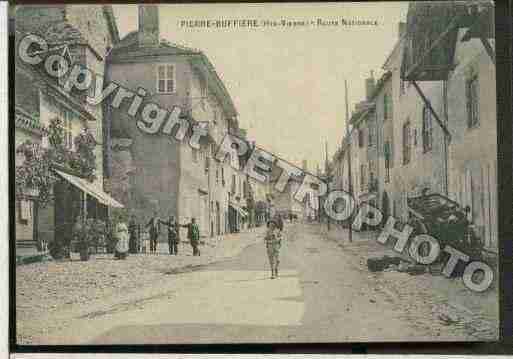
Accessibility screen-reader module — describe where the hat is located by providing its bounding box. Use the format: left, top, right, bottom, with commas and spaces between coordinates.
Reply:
267, 219, 278, 227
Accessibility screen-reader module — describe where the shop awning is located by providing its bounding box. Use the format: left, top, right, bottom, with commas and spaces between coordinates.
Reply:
229, 202, 248, 218
55, 170, 124, 208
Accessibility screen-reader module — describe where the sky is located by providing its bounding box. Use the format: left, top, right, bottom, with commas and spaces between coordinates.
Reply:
112, 3, 408, 171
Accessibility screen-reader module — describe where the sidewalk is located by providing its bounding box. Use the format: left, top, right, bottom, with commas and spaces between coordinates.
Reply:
320, 224, 499, 340
16, 226, 265, 344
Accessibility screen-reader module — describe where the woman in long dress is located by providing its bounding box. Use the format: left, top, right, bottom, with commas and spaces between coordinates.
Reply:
114, 215, 129, 260
265, 218, 282, 279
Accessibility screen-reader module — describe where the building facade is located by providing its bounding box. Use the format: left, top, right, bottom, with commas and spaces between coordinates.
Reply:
14, 5, 120, 257
106, 5, 238, 239
331, 2, 497, 252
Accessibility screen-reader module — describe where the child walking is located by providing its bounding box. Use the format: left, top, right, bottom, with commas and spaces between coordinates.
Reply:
265, 219, 282, 279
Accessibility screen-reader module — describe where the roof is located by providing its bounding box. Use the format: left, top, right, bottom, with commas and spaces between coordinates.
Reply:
15, 106, 44, 135
333, 128, 355, 162
102, 6, 120, 43
349, 102, 375, 126
369, 71, 392, 99
16, 18, 102, 61
109, 31, 238, 118
14, 30, 99, 123
401, 2, 467, 81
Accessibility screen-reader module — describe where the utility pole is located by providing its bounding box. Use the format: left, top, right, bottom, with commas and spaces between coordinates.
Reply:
325, 140, 331, 231
345, 79, 353, 243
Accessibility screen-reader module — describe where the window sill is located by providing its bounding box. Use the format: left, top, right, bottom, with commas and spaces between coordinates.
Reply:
156, 91, 177, 95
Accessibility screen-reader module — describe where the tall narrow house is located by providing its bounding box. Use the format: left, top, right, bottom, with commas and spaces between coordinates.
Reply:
14, 5, 121, 258
106, 5, 238, 238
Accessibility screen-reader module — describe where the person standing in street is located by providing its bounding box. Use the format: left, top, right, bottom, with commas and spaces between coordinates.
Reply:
114, 214, 129, 260
128, 214, 139, 254
264, 218, 282, 279
181, 218, 200, 256
146, 210, 161, 254
160, 214, 180, 255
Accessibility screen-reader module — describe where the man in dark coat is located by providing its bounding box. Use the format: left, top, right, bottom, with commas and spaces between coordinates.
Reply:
146, 210, 161, 254
181, 218, 200, 256
128, 214, 139, 254
160, 214, 180, 255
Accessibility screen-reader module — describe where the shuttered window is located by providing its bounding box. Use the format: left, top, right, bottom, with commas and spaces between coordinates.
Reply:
422, 106, 433, 152
157, 64, 176, 93
403, 121, 411, 165
384, 141, 391, 183
466, 74, 479, 128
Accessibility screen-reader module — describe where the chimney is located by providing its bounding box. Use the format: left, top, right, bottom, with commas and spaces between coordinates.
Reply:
365, 70, 376, 101
398, 21, 406, 39
138, 5, 160, 47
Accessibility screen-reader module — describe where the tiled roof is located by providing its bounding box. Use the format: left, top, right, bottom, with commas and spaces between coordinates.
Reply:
109, 31, 238, 118
15, 107, 44, 134
110, 31, 200, 56
43, 21, 88, 46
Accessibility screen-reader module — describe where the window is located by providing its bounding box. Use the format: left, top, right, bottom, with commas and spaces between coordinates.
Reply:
192, 147, 198, 163
221, 166, 225, 186
384, 141, 391, 183
215, 163, 219, 184
157, 64, 175, 93
199, 73, 207, 98
422, 106, 433, 152
466, 74, 479, 128
59, 108, 74, 150
403, 121, 411, 165
205, 153, 210, 174
368, 126, 374, 147
384, 93, 393, 120
231, 174, 236, 194
400, 79, 405, 96
17, 200, 31, 225
358, 128, 364, 148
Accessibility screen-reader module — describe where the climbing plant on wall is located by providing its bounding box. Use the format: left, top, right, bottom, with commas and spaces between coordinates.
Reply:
15, 117, 98, 207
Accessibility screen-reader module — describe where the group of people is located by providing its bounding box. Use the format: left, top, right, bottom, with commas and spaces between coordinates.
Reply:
112, 208, 286, 280
112, 211, 202, 260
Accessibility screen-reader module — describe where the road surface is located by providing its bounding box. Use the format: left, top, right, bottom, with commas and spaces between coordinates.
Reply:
41, 223, 487, 344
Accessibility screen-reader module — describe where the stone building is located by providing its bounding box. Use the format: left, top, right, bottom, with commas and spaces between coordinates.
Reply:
360, 22, 449, 223
331, 2, 497, 253
106, 5, 238, 239
14, 5, 121, 257
400, 1, 496, 251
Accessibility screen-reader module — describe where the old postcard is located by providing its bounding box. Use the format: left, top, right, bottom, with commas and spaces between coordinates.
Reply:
12, 2, 498, 345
